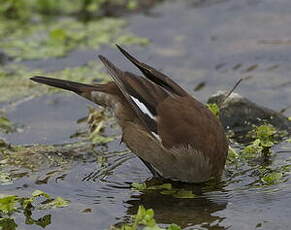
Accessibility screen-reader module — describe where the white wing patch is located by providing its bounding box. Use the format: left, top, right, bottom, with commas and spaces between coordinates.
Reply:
130, 96, 161, 142
151, 132, 161, 142
130, 96, 156, 120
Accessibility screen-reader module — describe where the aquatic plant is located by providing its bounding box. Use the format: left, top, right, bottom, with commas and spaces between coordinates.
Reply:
0, 190, 69, 229
111, 206, 181, 230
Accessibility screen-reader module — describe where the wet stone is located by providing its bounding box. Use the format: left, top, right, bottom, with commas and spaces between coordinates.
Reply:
208, 91, 291, 139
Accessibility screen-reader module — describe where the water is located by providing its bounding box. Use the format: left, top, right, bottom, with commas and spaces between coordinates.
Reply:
1, 0, 291, 229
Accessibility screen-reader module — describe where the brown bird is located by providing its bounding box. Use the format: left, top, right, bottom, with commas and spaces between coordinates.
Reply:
30, 45, 228, 183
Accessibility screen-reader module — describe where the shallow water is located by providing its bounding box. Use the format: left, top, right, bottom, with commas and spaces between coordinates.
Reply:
1, 0, 291, 229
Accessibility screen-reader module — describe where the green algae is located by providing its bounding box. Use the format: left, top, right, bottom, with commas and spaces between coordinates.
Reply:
0, 107, 114, 183
0, 190, 70, 229
0, 217, 17, 230
0, 115, 15, 133
261, 172, 283, 185
111, 205, 181, 230
0, 138, 102, 173
0, 0, 150, 62
86, 107, 116, 144
131, 183, 172, 191
0, 61, 110, 102
0, 0, 155, 22
0, 64, 44, 102
0, 0, 150, 114
54, 61, 109, 80
0, 141, 94, 187
242, 124, 277, 158
227, 146, 239, 163
207, 103, 220, 117
131, 182, 197, 199
1, 144, 66, 171
0, 17, 149, 60
224, 123, 291, 188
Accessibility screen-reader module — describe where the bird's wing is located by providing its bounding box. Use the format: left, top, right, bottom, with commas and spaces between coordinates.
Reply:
99, 55, 169, 137
116, 45, 188, 97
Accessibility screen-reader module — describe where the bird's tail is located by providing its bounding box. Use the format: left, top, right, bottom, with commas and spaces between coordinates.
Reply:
30, 76, 119, 107
30, 76, 99, 94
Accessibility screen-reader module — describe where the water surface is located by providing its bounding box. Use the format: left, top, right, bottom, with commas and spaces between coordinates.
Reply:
1, 0, 291, 229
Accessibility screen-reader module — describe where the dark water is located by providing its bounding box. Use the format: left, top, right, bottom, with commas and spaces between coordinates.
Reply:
1, 0, 291, 229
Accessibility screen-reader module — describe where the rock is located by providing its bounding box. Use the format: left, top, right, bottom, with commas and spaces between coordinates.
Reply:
207, 91, 291, 139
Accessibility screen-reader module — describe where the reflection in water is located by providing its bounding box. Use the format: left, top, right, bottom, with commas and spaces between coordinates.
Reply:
82, 150, 134, 182
123, 181, 228, 229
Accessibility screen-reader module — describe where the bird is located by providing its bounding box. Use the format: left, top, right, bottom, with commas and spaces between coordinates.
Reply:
30, 45, 228, 183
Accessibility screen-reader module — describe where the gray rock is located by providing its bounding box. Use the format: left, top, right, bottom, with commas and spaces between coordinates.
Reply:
207, 91, 291, 138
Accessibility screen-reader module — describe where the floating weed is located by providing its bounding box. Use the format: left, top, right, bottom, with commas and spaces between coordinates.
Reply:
243, 139, 264, 158
111, 205, 181, 230
127, 0, 139, 10
0, 17, 149, 60
31, 190, 50, 199
0, 139, 8, 148
0, 115, 15, 133
225, 123, 291, 188
115, 34, 149, 46
0, 144, 59, 171
86, 107, 115, 145
89, 130, 114, 145
0, 190, 69, 229
207, 103, 220, 117
131, 182, 148, 190
0, 0, 158, 22
247, 163, 291, 188
0, 217, 17, 230
227, 146, 239, 163
0, 64, 44, 102
0, 0, 76, 21
46, 61, 111, 93
0, 61, 108, 102
131, 183, 172, 191
0, 195, 18, 215
253, 124, 277, 147
0, 171, 13, 185
242, 124, 277, 158
261, 172, 283, 185
0, 140, 97, 173
131, 182, 197, 199
262, 164, 291, 185
40, 197, 70, 209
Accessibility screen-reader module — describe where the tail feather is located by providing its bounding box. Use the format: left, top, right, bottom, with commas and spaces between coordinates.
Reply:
115, 44, 188, 96
30, 76, 98, 94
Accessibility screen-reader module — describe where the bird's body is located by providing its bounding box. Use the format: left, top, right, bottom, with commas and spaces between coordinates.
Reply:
31, 46, 228, 183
